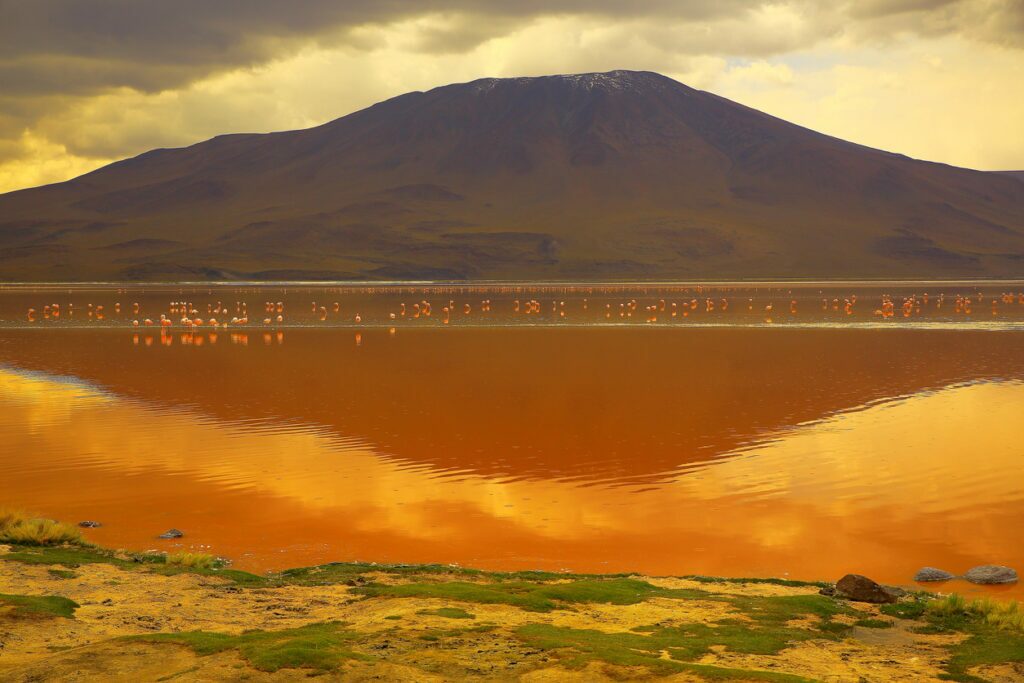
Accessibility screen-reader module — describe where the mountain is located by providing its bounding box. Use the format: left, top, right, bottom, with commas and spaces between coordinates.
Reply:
1, 70, 1023, 281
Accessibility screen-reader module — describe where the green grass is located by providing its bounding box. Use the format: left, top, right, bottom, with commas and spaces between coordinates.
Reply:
2, 544, 266, 586
2, 544, 143, 568
510, 591, 859, 680
516, 623, 817, 681
279, 562, 477, 585
154, 564, 267, 586
354, 578, 712, 612
47, 568, 78, 579
728, 594, 852, 625
873, 594, 1024, 681
684, 575, 830, 589
417, 607, 476, 619
278, 561, 633, 586
14, 523, 1024, 682
880, 599, 929, 620
941, 629, 1024, 682
130, 622, 369, 673
0, 593, 79, 619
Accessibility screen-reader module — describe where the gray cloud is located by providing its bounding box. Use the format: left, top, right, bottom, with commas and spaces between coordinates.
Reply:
847, 0, 1023, 45
848, 0, 962, 19
1, 1, 1016, 98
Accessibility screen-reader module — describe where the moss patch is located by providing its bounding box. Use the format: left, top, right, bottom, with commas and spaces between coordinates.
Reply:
942, 629, 1024, 682
151, 563, 267, 586
880, 600, 929, 620
2, 544, 267, 586
129, 622, 369, 673
278, 561, 632, 586
512, 592, 855, 679
47, 568, 78, 579
684, 575, 829, 589
0, 593, 80, 619
517, 623, 817, 681
355, 577, 711, 612
1, 545, 135, 569
728, 594, 852, 625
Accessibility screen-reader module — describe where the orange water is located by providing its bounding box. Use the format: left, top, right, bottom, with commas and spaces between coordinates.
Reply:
1, 283, 1023, 597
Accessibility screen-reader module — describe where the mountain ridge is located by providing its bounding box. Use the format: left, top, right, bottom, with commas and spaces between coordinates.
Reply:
1, 70, 1022, 281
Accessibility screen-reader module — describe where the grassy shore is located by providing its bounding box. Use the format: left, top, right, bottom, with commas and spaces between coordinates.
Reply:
1, 513, 1023, 681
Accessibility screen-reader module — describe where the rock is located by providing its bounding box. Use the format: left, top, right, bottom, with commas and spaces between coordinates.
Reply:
914, 567, 955, 582
834, 574, 900, 603
158, 528, 184, 539
78, 521, 102, 528
964, 565, 1018, 585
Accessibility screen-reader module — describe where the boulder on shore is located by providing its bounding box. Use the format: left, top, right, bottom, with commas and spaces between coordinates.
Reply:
964, 565, 1018, 585
914, 567, 955, 582
834, 574, 901, 603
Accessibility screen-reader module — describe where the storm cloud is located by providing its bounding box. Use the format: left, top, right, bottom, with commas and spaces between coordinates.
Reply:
0, 0, 1021, 192
3, 1, 1019, 95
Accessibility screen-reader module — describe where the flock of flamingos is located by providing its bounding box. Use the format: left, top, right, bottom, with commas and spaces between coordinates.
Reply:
21, 287, 1024, 331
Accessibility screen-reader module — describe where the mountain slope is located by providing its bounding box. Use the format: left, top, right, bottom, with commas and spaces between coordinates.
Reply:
1, 70, 1023, 281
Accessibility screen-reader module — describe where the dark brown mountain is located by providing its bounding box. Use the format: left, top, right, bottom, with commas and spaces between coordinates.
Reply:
1, 70, 1022, 281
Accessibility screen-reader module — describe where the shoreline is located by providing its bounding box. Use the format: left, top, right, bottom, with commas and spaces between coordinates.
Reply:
3, 277, 1024, 289
3, 537, 1024, 681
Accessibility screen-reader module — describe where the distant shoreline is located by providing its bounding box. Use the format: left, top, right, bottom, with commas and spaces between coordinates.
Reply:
2, 277, 1024, 289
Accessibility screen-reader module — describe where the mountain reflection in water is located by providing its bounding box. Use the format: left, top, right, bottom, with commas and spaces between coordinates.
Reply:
1, 308, 1023, 596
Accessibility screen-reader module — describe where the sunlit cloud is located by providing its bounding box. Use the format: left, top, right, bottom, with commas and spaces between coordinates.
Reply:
0, 1, 1021, 194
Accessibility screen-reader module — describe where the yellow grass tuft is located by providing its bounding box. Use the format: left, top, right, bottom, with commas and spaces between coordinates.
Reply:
0, 508, 32, 530
927, 594, 1024, 632
0, 513, 84, 546
927, 592, 968, 617
166, 552, 217, 570
980, 599, 1024, 631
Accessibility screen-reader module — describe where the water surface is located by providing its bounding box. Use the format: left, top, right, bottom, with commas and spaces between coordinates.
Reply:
1, 282, 1023, 596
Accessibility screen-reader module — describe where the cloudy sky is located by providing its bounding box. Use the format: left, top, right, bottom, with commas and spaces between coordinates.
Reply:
1, 0, 1022, 193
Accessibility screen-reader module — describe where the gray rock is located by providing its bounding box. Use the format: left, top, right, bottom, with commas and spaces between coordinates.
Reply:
964, 565, 1018, 585
158, 528, 184, 539
834, 574, 900, 603
78, 521, 102, 528
914, 567, 955, 582
885, 585, 909, 598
